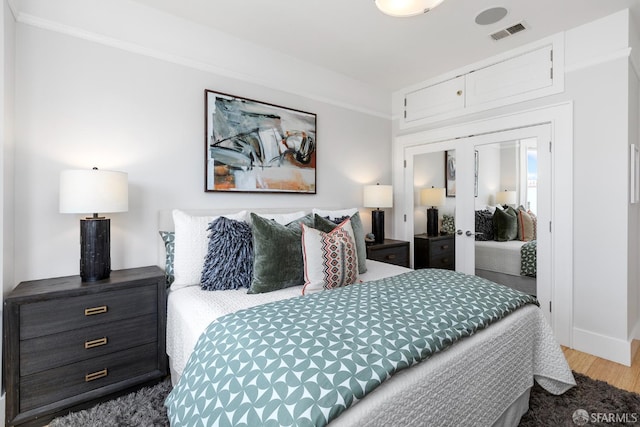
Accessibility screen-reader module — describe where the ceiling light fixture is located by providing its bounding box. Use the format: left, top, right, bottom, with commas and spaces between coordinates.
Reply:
374, 0, 445, 17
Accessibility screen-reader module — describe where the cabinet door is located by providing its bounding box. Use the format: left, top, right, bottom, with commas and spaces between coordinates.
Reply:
465, 45, 553, 107
404, 76, 465, 123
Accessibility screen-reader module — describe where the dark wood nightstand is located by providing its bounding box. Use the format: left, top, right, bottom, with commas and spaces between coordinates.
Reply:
366, 239, 410, 268
3, 266, 167, 427
414, 234, 455, 270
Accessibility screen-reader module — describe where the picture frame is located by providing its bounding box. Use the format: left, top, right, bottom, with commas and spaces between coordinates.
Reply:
445, 150, 478, 197
204, 89, 317, 193
445, 150, 456, 197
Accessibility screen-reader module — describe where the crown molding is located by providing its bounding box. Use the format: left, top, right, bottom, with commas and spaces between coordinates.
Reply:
14, 11, 391, 120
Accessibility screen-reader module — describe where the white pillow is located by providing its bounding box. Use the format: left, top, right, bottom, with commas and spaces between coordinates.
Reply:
312, 207, 358, 220
252, 211, 306, 225
301, 219, 359, 295
171, 209, 247, 290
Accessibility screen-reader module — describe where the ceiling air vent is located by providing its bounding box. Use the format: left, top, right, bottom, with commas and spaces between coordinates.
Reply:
490, 22, 527, 41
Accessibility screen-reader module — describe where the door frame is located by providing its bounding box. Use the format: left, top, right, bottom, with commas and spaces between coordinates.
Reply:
392, 102, 573, 347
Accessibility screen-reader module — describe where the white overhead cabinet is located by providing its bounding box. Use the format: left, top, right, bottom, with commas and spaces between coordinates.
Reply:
466, 45, 553, 107
402, 44, 559, 128
404, 75, 465, 122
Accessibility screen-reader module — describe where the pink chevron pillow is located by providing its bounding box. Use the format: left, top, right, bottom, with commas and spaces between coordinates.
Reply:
301, 219, 359, 295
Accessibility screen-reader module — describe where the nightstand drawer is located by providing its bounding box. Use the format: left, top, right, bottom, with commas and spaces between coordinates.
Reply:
20, 284, 158, 340
368, 246, 409, 267
429, 240, 454, 256
429, 253, 455, 269
20, 343, 158, 412
20, 314, 158, 376
414, 234, 455, 270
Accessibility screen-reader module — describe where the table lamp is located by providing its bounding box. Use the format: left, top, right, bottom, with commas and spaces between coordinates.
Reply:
420, 187, 446, 236
363, 183, 393, 244
496, 190, 516, 208
60, 167, 128, 282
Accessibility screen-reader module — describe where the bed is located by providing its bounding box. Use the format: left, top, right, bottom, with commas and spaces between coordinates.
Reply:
473, 207, 538, 296
159, 208, 573, 427
475, 240, 537, 295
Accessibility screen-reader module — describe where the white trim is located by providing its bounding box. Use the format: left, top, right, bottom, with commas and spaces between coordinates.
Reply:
573, 327, 633, 366
14, 13, 391, 120
565, 47, 632, 74
392, 102, 574, 347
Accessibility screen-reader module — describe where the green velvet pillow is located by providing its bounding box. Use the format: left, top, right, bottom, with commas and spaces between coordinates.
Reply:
248, 212, 314, 294
314, 213, 367, 274
493, 207, 518, 241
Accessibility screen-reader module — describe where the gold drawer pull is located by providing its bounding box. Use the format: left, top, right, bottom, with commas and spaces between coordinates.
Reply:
84, 306, 108, 316
85, 337, 108, 349
385, 254, 397, 260
442, 258, 450, 264
441, 245, 449, 250
85, 369, 108, 382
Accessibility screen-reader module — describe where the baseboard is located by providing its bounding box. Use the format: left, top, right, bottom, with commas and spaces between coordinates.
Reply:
573, 328, 633, 366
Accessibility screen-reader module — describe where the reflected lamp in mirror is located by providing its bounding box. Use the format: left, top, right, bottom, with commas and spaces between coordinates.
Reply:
496, 190, 517, 208
420, 187, 446, 237
60, 167, 128, 282
363, 184, 393, 244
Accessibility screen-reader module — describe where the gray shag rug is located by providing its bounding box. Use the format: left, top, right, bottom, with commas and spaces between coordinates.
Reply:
49, 379, 172, 427
49, 372, 640, 426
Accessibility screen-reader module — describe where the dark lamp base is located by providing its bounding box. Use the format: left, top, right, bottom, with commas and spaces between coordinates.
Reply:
80, 218, 111, 282
427, 207, 439, 237
372, 209, 385, 244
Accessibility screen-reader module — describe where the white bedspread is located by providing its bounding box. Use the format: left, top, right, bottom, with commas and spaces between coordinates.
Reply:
475, 240, 526, 276
166, 259, 574, 427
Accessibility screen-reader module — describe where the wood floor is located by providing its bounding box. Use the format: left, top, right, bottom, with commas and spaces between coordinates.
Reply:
562, 346, 640, 394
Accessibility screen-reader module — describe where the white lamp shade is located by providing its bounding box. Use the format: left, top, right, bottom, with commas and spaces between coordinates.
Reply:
375, 0, 445, 17
420, 187, 446, 207
60, 169, 129, 214
363, 184, 393, 208
496, 190, 517, 206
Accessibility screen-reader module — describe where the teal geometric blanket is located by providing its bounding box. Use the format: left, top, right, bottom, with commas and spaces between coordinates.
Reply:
165, 269, 537, 427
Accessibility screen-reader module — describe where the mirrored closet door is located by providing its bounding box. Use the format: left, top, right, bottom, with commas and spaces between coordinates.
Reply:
405, 124, 551, 304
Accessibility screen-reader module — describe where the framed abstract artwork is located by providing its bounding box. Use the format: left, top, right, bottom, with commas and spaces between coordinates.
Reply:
204, 90, 317, 193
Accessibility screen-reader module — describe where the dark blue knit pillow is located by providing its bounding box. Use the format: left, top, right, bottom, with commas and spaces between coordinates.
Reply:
201, 216, 253, 291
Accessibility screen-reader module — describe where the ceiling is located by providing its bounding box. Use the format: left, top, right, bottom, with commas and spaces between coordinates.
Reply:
129, 0, 640, 91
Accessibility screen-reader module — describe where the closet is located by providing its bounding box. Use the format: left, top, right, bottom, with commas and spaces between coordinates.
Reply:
401, 124, 553, 325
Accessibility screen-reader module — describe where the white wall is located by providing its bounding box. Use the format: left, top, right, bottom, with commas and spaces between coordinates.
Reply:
475, 144, 500, 209
12, 21, 392, 283
13, 0, 389, 118
2, 0, 16, 420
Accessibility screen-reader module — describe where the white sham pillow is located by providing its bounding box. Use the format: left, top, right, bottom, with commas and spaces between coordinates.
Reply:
301, 219, 359, 295
252, 211, 307, 225
171, 209, 247, 290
